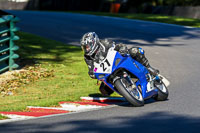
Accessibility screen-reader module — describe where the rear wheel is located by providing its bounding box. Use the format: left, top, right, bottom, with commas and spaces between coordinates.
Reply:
114, 78, 144, 107
154, 80, 169, 101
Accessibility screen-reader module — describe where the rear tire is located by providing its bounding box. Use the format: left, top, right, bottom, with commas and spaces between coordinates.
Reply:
154, 80, 169, 101
114, 78, 144, 107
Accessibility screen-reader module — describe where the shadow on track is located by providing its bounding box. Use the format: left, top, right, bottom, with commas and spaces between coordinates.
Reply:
0, 112, 199, 133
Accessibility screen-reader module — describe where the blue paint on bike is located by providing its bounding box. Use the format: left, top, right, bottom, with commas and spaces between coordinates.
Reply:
94, 50, 158, 100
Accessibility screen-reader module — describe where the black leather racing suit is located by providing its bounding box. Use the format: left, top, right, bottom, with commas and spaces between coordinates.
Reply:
84, 39, 152, 96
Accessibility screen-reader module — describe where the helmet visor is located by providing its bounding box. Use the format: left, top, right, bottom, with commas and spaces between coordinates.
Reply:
82, 40, 94, 54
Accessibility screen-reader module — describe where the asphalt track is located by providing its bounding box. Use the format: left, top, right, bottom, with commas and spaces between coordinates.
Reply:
1, 10, 200, 133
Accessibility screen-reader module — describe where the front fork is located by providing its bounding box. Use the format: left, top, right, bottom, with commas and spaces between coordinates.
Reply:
147, 73, 162, 90
122, 71, 137, 91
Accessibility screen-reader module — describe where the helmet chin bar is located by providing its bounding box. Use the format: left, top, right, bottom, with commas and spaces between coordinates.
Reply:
87, 43, 99, 56
80, 32, 100, 56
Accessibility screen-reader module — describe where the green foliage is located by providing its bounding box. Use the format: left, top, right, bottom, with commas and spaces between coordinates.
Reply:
164, 0, 200, 6
126, 0, 200, 6
71, 11, 200, 27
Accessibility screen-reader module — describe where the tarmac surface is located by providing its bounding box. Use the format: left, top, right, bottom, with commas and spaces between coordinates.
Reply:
1, 10, 200, 133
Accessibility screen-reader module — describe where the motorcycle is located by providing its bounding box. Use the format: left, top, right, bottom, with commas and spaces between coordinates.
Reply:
93, 47, 169, 106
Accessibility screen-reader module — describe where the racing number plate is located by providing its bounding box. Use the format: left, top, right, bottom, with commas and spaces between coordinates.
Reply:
94, 48, 117, 74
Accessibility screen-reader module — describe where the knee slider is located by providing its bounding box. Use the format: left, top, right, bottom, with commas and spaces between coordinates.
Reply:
129, 47, 138, 57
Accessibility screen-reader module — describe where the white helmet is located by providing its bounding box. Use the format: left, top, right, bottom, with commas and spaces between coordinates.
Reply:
80, 32, 100, 56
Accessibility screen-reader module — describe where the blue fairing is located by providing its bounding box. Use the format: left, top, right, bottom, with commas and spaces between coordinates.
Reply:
94, 52, 158, 99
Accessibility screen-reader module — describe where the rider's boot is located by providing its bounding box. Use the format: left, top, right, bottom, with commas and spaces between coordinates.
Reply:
129, 47, 160, 76
140, 56, 159, 76
139, 55, 159, 76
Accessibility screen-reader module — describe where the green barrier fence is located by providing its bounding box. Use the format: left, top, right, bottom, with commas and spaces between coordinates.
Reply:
0, 15, 19, 73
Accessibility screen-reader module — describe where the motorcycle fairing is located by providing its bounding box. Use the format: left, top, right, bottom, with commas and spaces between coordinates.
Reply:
94, 49, 158, 99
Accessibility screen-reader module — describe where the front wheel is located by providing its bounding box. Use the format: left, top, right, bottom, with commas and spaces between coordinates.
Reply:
114, 78, 144, 107
154, 80, 169, 101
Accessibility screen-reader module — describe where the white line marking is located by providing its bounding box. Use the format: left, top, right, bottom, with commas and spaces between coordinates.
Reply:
80, 97, 126, 102
27, 106, 69, 111
60, 104, 102, 111
0, 103, 124, 124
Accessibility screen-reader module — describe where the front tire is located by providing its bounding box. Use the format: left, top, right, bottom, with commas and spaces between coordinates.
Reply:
114, 78, 144, 107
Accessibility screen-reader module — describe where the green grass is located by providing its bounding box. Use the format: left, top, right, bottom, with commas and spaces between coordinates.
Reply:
69, 11, 200, 28
0, 114, 8, 120
0, 32, 118, 112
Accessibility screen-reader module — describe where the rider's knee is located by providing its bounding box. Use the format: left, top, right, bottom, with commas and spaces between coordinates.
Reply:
129, 47, 145, 57
129, 47, 137, 57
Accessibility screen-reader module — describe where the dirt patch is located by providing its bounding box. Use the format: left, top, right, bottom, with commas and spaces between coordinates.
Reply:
0, 65, 54, 97
0, 70, 25, 84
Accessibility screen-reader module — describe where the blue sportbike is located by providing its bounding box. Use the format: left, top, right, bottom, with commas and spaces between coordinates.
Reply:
93, 47, 169, 106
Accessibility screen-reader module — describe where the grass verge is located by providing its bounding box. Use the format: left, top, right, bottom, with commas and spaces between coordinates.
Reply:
70, 11, 200, 28
0, 32, 115, 112
0, 114, 8, 120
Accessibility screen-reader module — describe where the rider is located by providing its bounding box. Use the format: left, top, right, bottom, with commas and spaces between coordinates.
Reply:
81, 32, 159, 96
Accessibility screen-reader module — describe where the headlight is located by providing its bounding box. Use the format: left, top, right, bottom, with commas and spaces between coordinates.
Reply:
115, 58, 121, 66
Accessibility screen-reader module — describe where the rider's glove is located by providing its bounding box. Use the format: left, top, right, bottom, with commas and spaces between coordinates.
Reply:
119, 47, 128, 56
115, 43, 128, 56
